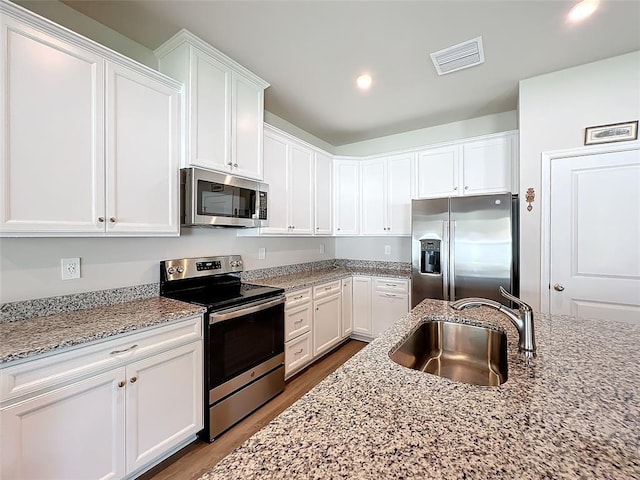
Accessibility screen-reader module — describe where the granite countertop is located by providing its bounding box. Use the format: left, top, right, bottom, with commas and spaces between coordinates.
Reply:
250, 266, 410, 291
0, 297, 205, 364
201, 299, 640, 479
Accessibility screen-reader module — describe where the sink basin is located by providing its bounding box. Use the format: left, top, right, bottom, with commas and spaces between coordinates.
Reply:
389, 321, 508, 386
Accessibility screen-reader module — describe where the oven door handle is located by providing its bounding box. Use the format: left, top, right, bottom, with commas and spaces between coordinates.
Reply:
209, 296, 285, 324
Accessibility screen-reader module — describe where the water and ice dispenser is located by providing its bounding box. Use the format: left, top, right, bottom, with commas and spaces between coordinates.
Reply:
420, 239, 441, 274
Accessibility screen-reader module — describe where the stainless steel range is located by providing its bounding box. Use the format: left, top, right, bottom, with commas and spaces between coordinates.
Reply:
160, 255, 285, 442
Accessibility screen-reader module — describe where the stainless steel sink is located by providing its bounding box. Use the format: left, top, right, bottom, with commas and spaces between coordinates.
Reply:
389, 321, 508, 386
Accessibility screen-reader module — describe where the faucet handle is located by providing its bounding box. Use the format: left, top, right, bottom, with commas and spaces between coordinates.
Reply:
499, 286, 532, 311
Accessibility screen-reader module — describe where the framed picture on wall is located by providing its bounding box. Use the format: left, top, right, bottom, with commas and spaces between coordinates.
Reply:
584, 120, 638, 145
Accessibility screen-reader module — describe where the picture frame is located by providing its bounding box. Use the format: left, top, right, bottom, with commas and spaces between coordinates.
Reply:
584, 120, 638, 145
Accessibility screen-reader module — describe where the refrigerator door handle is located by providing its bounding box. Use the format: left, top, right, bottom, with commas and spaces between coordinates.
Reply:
443, 220, 449, 301
450, 220, 456, 301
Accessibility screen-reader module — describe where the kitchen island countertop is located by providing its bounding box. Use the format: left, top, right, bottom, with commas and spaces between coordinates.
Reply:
200, 299, 639, 479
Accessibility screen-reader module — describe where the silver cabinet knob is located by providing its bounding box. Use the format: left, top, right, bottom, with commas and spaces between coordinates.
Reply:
233, 163, 238, 168
454, 187, 458, 191
553, 283, 565, 291
98, 217, 105, 222
130, 376, 137, 383
118, 381, 125, 388
109, 217, 116, 223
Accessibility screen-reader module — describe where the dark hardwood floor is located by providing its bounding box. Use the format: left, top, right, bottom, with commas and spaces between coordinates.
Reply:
138, 340, 367, 480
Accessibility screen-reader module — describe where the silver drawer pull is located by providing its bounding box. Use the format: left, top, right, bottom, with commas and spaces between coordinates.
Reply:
294, 349, 304, 355
110, 344, 138, 355
293, 295, 303, 300
325, 286, 332, 290
385, 283, 397, 287
294, 319, 304, 324
384, 293, 397, 298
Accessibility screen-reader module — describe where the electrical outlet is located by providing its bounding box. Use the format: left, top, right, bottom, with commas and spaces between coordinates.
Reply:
384, 245, 391, 255
61, 258, 81, 280
320, 243, 325, 254
258, 247, 266, 260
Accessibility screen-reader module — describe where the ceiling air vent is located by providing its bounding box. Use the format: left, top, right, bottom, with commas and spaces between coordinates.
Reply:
430, 36, 485, 75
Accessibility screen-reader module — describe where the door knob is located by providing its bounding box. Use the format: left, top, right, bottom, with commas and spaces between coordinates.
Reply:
553, 283, 565, 291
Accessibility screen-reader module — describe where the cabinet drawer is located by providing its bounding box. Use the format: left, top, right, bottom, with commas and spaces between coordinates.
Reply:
374, 278, 409, 294
285, 332, 312, 378
313, 280, 341, 300
1, 315, 202, 404
285, 288, 312, 309
285, 303, 312, 341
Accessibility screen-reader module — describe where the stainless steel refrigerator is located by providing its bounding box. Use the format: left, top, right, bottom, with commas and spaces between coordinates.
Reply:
411, 193, 519, 308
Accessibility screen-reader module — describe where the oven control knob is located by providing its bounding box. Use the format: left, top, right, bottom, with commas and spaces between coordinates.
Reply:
167, 267, 176, 275
236, 260, 243, 267
176, 266, 184, 273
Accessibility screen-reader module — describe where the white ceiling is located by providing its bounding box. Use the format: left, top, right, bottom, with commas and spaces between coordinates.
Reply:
60, 0, 640, 146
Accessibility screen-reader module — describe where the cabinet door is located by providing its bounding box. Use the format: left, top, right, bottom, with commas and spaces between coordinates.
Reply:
416, 146, 461, 198
0, 369, 125, 480
462, 136, 513, 195
313, 294, 342, 357
0, 17, 105, 234
360, 159, 387, 235
231, 72, 264, 180
288, 142, 314, 235
314, 152, 333, 235
372, 292, 409, 338
341, 277, 353, 337
387, 154, 413, 235
285, 302, 312, 341
334, 160, 360, 235
261, 132, 289, 234
190, 49, 231, 172
125, 341, 203, 474
106, 63, 180, 235
352, 276, 372, 336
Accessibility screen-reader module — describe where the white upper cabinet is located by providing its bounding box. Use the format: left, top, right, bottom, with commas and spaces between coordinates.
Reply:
261, 127, 314, 235
155, 30, 269, 181
415, 132, 517, 198
334, 158, 360, 235
0, 3, 181, 237
314, 152, 333, 235
361, 154, 412, 236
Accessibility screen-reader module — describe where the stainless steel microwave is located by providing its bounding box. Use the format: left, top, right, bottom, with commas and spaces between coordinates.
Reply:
181, 168, 268, 228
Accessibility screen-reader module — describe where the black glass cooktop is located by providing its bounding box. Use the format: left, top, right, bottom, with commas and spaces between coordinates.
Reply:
162, 280, 283, 311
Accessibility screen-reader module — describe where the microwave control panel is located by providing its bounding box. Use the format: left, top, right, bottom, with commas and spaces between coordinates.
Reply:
258, 192, 268, 220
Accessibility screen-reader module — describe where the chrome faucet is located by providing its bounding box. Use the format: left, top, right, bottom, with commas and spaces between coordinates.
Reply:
450, 287, 536, 359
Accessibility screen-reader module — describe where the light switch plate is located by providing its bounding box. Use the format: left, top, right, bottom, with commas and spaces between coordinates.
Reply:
320, 243, 325, 254
384, 245, 391, 255
258, 247, 266, 260
61, 258, 81, 280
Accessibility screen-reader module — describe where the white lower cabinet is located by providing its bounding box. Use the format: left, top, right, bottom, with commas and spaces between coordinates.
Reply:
0, 316, 203, 480
341, 277, 353, 337
352, 276, 410, 341
313, 292, 342, 357
352, 276, 373, 337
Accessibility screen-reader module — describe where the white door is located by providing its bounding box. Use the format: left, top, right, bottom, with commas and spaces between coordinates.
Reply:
0, 16, 105, 234
231, 72, 264, 180
415, 146, 460, 198
313, 294, 342, 356
387, 154, 413, 235
0, 369, 125, 480
125, 341, 203, 473
360, 159, 387, 235
261, 132, 289, 234
334, 160, 360, 235
190, 49, 230, 172
314, 152, 333, 235
549, 148, 640, 323
352, 276, 372, 336
341, 277, 353, 337
288, 143, 314, 235
106, 63, 180, 235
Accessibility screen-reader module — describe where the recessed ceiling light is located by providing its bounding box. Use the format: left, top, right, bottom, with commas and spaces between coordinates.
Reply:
356, 74, 372, 90
567, 0, 600, 23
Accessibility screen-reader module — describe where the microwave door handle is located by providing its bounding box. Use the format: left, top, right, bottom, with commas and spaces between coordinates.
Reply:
209, 296, 285, 324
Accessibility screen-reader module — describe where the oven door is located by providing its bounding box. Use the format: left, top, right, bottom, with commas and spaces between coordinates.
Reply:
207, 296, 284, 402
